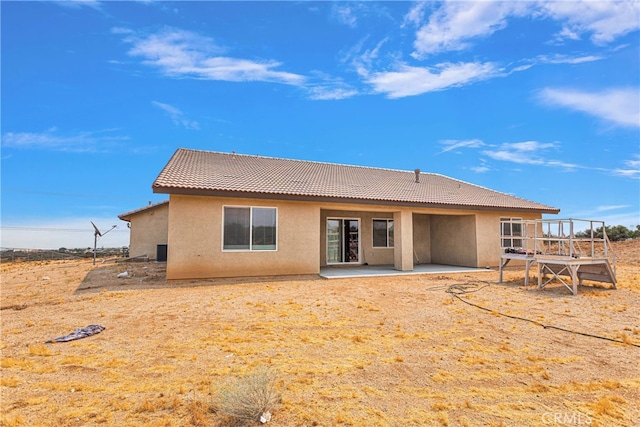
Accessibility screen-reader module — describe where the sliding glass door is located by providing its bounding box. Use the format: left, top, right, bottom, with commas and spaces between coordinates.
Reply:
327, 218, 360, 264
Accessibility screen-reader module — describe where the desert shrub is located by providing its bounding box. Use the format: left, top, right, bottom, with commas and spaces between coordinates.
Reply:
212, 367, 284, 425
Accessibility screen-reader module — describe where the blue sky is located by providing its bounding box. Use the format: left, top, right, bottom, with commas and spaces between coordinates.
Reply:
1, 1, 639, 249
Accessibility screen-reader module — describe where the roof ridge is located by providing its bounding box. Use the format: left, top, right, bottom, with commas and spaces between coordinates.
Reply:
176, 147, 431, 176
426, 172, 547, 206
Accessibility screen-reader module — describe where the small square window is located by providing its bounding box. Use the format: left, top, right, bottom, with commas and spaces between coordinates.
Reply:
373, 219, 394, 248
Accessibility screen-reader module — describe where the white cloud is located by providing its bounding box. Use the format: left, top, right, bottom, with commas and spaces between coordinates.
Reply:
438, 138, 485, 154
331, 4, 358, 28
121, 27, 305, 86
402, 2, 429, 28
612, 155, 640, 178
1, 128, 130, 152
483, 141, 564, 166
53, 0, 102, 10
471, 165, 490, 173
152, 101, 199, 130
508, 141, 557, 152
366, 61, 499, 98
534, 54, 604, 65
409, 1, 639, 57
541, 1, 640, 45
539, 87, 640, 128
307, 86, 358, 101
596, 205, 630, 212
411, 1, 527, 57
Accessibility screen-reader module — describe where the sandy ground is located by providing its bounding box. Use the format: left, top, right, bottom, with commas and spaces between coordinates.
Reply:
1, 240, 639, 426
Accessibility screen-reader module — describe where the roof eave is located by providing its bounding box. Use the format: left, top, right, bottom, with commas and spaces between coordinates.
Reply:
118, 200, 169, 221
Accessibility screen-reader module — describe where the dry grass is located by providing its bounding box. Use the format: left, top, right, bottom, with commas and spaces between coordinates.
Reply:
1, 241, 639, 426
212, 367, 284, 424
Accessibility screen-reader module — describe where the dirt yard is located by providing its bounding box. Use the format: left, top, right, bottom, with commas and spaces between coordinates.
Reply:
2, 241, 639, 426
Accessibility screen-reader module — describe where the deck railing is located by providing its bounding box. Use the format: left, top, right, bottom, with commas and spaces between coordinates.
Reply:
500, 218, 616, 263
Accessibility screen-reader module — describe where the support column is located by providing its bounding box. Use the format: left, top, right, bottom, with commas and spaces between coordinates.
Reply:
394, 210, 414, 271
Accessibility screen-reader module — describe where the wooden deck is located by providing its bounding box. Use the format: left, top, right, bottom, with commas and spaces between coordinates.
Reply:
535, 255, 616, 295
499, 219, 617, 295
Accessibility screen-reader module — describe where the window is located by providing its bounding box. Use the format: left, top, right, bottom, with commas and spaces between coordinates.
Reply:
373, 219, 394, 248
501, 217, 523, 248
223, 207, 277, 251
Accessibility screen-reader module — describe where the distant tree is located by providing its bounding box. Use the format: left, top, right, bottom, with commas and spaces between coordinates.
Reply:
575, 224, 638, 242
58, 247, 67, 253
606, 225, 631, 241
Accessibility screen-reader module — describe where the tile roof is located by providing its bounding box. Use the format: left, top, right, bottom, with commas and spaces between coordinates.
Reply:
152, 148, 559, 213
118, 200, 169, 220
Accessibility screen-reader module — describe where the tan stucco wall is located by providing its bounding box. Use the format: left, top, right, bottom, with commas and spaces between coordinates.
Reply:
166, 195, 320, 280
475, 212, 542, 268
430, 214, 478, 267
413, 213, 431, 264
164, 193, 550, 278
128, 203, 169, 259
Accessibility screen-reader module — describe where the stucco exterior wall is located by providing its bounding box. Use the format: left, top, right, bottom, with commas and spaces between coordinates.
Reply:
128, 203, 169, 260
475, 212, 542, 268
166, 195, 320, 280
413, 213, 431, 264
162, 193, 550, 278
430, 215, 478, 267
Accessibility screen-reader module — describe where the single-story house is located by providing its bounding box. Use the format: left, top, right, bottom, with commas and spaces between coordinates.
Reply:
124, 148, 559, 280
118, 200, 169, 261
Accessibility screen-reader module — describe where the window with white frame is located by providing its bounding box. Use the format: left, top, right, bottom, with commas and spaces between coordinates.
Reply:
373, 219, 394, 248
223, 206, 277, 251
501, 217, 523, 248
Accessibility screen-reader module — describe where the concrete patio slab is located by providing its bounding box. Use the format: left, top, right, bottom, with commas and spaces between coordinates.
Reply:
319, 263, 493, 279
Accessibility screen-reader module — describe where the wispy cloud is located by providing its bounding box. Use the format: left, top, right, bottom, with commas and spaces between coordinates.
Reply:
331, 4, 358, 28
119, 27, 305, 86
307, 85, 358, 101
596, 205, 630, 212
409, 1, 527, 58
151, 101, 199, 130
539, 87, 640, 128
53, 0, 102, 10
1, 128, 130, 152
402, 2, 428, 29
407, 1, 639, 58
534, 54, 604, 65
541, 1, 640, 45
482, 141, 571, 167
471, 165, 490, 173
612, 155, 640, 179
441, 138, 638, 178
438, 139, 485, 154
365, 61, 499, 98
